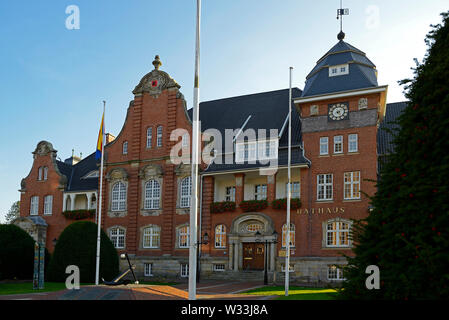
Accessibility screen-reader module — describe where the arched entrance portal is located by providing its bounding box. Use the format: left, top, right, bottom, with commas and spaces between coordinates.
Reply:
228, 213, 278, 272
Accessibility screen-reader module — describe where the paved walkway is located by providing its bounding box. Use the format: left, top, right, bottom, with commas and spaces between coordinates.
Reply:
0, 281, 273, 300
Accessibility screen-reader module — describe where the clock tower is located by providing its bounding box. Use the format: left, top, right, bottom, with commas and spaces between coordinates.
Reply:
292, 31, 388, 258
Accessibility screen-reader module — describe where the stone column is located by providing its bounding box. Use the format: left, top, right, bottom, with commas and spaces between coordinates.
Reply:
239, 242, 243, 270
70, 194, 75, 211
87, 193, 93, 210
229, 242, 234, 271
62, 194, 68, 212
234, 242, 239, 271
270, 242, 276, 271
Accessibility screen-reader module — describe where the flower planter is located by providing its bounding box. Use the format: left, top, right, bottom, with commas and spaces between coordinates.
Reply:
210, 201, 236, 213
239, 200, 268, 212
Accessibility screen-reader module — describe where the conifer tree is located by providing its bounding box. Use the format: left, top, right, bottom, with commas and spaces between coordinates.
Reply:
340, 11, 449, 300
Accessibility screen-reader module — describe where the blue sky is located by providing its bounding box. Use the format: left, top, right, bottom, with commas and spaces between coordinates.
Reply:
0, 0, 447, 221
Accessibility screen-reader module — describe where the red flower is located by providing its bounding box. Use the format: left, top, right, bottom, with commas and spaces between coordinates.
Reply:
409, 194, 414, 198
401, 174, 407, 178
432, 227, 436, 231
401, 233, 405, 237
433, 189, 438, 193
438, 232, 441, 236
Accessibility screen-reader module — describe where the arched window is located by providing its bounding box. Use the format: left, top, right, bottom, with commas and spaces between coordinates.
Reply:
178, 225, 190, 248
157, 126, 163, 147
110, 227, 126, 249
326, 220, 351, 247
215, 225, 226, 248
144, 180, 160, 209
282, 223, 295, 247
180, 176, 192, 208
43, 167, 48, 180
111, 182, 126, 211
146, 127, 152, 148
143, 226, 160, 248
123, 141, 128, 155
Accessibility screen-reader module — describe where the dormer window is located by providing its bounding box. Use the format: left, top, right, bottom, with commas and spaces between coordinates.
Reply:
329, 64, 349, 77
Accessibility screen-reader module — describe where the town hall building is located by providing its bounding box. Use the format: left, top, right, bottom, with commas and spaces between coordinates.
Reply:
17, 32, 407, 285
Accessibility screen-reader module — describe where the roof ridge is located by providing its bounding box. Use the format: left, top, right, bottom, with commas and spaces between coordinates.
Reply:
199, 88, 302, 105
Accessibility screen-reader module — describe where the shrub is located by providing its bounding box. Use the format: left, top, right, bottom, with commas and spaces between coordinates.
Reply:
46, 221, 119, 283
210, 201, 236, 213
239, 200, 268, 212
271, 198, 302, 210
0, 224, 35, 280
62, 209, 96, 220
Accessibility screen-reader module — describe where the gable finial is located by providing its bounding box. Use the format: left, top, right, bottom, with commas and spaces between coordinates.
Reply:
152, 55, 162, 70
336, 0, 349, 40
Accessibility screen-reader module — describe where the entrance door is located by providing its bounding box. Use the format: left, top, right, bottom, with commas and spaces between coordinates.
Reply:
242, 243, 265, 270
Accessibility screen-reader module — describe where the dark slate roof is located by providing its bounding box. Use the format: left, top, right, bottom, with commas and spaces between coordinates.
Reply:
302, 40, 378, 97
377, 101, 408, 156
187, 88, 310, 173
56, 152, 98, 192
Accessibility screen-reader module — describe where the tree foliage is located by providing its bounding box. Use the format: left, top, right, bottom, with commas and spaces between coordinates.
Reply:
5, 201, 20, 224
46, 221, 119, 283
0, 224, 35, 280
340, 11, 449, 300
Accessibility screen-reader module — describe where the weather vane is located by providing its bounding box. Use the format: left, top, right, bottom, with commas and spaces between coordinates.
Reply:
336, 0, 349, 40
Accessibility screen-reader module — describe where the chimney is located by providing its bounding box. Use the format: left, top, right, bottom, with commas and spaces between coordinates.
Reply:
106, 133, 116, 144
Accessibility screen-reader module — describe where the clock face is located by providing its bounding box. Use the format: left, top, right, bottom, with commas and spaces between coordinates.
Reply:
328, 103, 349, 121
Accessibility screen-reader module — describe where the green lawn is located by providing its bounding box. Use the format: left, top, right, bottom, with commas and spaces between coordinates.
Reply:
0, 282, 92, 296
242, 286, 338, 300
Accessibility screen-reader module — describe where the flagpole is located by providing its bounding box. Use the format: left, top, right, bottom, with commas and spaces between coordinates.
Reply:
95, 101, 106, 286
188, 0, 201, 301
285, 67, 293, 296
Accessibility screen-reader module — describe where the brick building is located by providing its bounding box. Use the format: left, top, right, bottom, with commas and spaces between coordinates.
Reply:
17, 37, 407, 285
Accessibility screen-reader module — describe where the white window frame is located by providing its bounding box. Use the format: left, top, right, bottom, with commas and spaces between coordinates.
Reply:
178, 225, 190, 248
144, 180, 160, 209
123, 141, 128, 155
43, 167, 48, 180
329, 64, 349, 77
144, 263, 153, 276
317, 174, 333, 201
213, 264, 226, 272
146, 127, 152, 148
328, 265, 345, 281
348, 134, 358, 153
44, 195, 53, 215
334, 136, 343, 154
282, 223, 295, 248
111, 181, 126, 212
286, 182, 300, 198
225, 186, 235, 202
326, 220, 351, 248
38, 167, 42, 181
110, 227, 126, 249
143, 226, 160, 249
281, 264, 294, 273
180, 264, 189, 278
320, 137, 329, 155
180, 176, 192, 208
30, 196, 39, 215
344, 171, 361, 200
254, 184, 267, 200
156, 126, 163, 147
182, 133, 189, 148
214, 225, 226, 249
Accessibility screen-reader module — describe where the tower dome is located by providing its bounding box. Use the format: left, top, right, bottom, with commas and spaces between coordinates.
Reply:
301, 40, 378, 97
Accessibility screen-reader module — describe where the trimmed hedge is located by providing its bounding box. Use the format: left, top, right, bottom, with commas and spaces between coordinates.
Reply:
210, 201, 236, 213
46, 221, 119, 283
239, 200, 268, 212
62, 209, 96, 220
0, 224, 35, 280
271, 198, 302, 210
